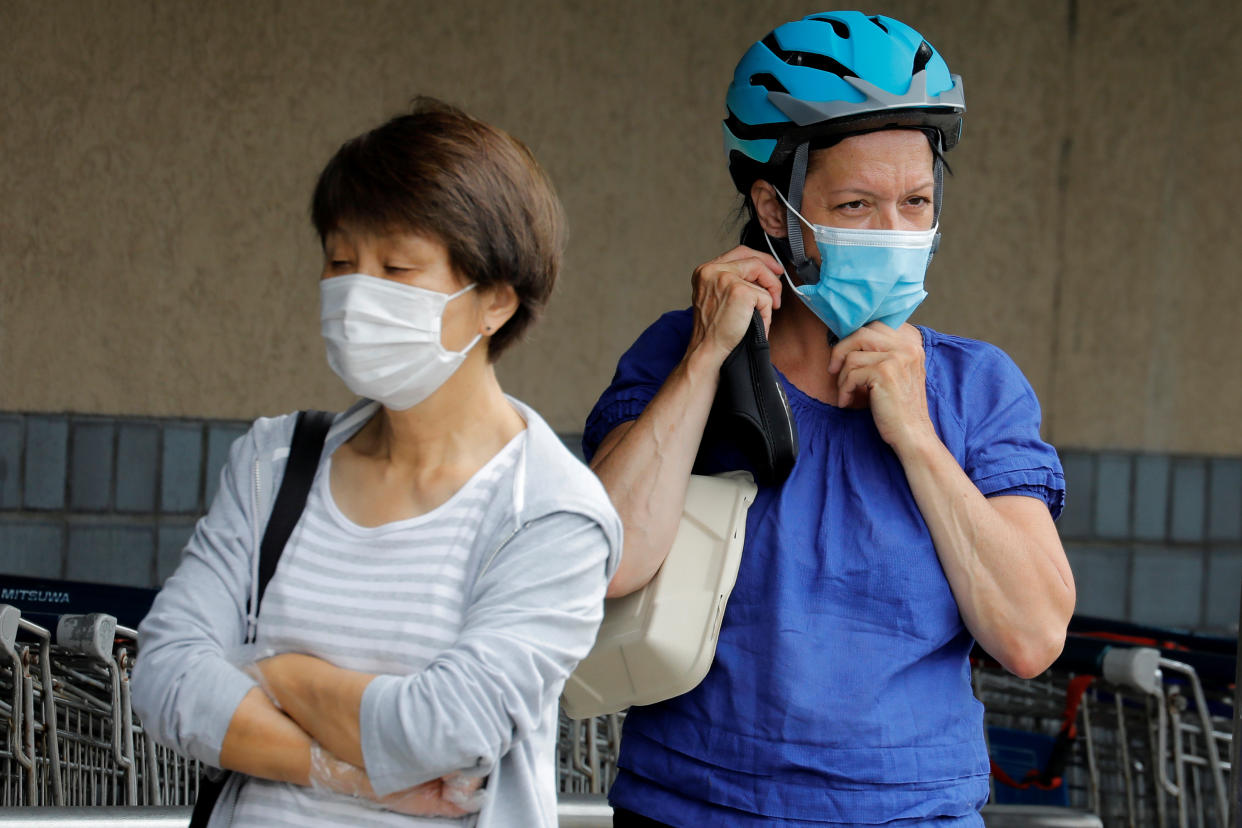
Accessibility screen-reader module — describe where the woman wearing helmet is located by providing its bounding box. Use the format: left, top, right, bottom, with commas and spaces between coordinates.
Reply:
583, 11, 1074, 826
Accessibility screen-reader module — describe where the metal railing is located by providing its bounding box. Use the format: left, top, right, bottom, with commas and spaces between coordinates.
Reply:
0, 602, 616, 823
0, 796, 613, 826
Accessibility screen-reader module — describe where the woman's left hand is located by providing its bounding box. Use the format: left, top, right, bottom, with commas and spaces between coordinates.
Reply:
828, 322, 934, 451
829, 323, 1075, 677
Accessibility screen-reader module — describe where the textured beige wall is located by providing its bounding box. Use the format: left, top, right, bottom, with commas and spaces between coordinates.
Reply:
2, 0, 1239, 453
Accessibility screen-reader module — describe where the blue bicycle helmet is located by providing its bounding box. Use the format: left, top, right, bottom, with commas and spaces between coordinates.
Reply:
724, 12, 966, 282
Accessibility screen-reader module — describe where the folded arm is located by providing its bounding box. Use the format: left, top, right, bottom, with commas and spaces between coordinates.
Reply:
218, 687, 479, 816
256, 514, 610, 796
256, 655, 373, 767
132, 429, 270, 766
218, 687, 313, 784
132, 423, 478, 815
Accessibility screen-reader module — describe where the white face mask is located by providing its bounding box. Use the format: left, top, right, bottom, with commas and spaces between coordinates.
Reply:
320, 274, 481, 410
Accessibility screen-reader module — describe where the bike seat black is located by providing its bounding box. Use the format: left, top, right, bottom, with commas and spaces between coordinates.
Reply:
696, 310, 798, 486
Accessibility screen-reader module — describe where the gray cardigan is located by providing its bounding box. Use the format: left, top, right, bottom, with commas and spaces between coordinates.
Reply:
132, 399, 622, 827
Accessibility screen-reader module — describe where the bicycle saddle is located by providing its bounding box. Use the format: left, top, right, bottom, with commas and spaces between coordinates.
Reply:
697, 310, 798, 485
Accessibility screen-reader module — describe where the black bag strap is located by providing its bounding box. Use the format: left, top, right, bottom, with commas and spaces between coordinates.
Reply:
187, 771, 228, 827
252, 408, 335, 624
190, 408, 334, 828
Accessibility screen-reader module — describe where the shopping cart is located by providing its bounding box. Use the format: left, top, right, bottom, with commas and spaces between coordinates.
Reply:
556, 709, 624, 796
29, 596, 1233, 827
976, 616, 1235, 828
0, 603, 55, 805
0, 605, 202, 809
0, 599, 622, 818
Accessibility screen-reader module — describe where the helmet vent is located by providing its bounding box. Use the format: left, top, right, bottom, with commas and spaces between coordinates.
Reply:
807, 16, 851, 39
723, 110, 773, 142
912, 41, 934, 74
868, 16, 889, 33
748, 73, 790, 93
761, 33, 856, 78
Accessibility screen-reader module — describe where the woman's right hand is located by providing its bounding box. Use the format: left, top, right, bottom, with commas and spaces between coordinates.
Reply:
687, 245, 784, 366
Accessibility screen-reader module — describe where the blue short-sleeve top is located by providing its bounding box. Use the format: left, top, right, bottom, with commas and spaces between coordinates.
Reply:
583, 310, 1065, 826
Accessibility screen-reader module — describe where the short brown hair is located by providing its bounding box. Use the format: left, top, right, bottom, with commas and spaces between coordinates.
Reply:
311, 97, 566, 358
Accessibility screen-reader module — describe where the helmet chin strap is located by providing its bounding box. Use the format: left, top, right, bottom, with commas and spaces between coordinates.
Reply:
777, 144, 834, 346
784, 142, 820, 287
929, 136, 944, 263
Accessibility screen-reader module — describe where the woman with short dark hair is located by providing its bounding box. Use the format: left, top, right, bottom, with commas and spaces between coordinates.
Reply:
310, 98, 564, 360
133, 98, 621, 827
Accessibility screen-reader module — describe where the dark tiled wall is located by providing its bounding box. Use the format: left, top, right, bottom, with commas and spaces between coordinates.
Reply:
0, 412, 249, 588
1059, 450, 1242, 633
2, 411, 1239, 635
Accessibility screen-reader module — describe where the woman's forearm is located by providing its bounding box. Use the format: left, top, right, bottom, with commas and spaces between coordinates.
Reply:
218, 687, 313, 785
589, 344, 723, 597
220, 681, 475, 818
258, 654, 374, 767
593, 246, 782, 597
894, 432, 1075, 678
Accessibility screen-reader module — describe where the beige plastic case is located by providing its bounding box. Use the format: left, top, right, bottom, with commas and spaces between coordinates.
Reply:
561, 472, 757, 719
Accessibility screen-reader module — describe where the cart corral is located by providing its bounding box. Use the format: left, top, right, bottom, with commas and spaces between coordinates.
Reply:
0, 603, 1235, 827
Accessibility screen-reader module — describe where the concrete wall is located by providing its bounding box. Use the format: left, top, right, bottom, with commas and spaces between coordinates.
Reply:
3, 1, 1242, 637
3, 0, 1239, 455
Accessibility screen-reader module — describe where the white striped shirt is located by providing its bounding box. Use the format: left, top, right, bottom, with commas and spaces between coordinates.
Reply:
232, 431, 526, 827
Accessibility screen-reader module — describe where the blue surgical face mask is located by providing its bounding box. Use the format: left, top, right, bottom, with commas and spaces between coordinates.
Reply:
766, 189, 937, 340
